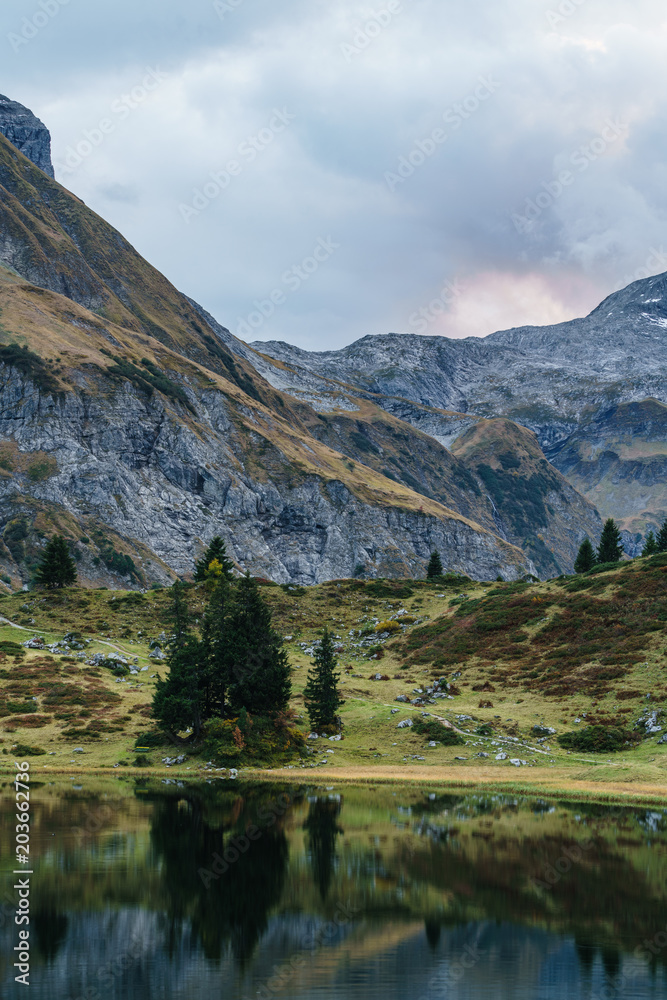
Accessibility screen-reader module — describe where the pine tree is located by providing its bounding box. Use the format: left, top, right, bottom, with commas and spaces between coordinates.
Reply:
152, 581, 204, 739
574, 538, 596, 573
427, 550, 444, 578
303, 627, 344, 732
226, 574, 291, 715
597, 518, 624, 564
35, 535, 77, 589
194, 536, 234, 582
198, 576, 231, 719
642, 530, 659, 557
657, 519, 667, 553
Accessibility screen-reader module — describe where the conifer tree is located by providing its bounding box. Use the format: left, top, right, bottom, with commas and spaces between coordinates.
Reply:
36, 535, 77, 589
152, 581, 204, 739
427, 550, 444, 578
574, 538, 596, 573
642, 530, 659, 557
303, 627, 344, 732
226, 574, 291, 714
657, 519, 667, 553
597, 518, 624, 564
194, 536, 234, 582
198, 576, 231, 719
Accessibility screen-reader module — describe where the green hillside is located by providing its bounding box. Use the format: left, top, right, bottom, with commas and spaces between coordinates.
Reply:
0, 555, 665, 793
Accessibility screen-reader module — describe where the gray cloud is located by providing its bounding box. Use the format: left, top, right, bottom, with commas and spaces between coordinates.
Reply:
1, 0, 667, 349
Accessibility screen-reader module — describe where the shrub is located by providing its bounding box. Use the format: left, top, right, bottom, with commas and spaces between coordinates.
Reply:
585, 561, 623, 577
374, 620, 403, 634
413, 718, 464, 745
557, 725, 639, 753
6, 700, 37, 714
0, 344, 59, 394
0, 640, 24, 655
133, 730, 168, 748
202, 712, 306, 766
12, 743, 46, 756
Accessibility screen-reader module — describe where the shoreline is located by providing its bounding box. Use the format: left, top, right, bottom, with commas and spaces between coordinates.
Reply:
6, 763, 667, 806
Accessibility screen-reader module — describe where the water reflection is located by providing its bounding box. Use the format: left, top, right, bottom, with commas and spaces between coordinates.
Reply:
303, 795, 343, 900
0, 781, 666, 999
149, 790, 290, 965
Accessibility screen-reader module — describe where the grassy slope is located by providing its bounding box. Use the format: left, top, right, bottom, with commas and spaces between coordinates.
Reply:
555, 398, 667, 535
0, 264, 532, 586
450, 417, 601, 576
0, 556, 666, 797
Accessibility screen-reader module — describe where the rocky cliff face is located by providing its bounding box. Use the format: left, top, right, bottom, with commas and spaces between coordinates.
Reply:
0, 95, 612, 586
0, 349, 531, 588
252, 274, 667, 543
0, 95, 54, 178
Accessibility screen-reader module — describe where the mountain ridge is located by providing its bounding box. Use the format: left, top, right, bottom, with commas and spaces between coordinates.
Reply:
0, 102, 542, 587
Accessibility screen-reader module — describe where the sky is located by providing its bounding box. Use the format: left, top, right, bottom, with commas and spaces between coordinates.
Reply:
2, 0, 667, 351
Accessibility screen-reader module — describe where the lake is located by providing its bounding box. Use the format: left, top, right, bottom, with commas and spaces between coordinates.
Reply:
1, 778, 667, 999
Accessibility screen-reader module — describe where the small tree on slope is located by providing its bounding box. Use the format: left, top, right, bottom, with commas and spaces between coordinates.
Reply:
194, 536, 234, 582
427, 550, 444, 578
597, 518, 624, 564
574, 538, 596, 573
642, 530, 659, 557
303, 627, 345, 732
152, 581, 203, 740
36, 535, 77, 589
656, 519, 667, 553
226, 574, 291, 715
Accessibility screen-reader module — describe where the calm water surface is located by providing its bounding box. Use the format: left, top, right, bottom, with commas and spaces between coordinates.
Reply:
1, 778, 667, 999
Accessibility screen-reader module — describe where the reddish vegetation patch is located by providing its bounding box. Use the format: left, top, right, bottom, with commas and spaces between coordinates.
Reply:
396, 560, 667, 699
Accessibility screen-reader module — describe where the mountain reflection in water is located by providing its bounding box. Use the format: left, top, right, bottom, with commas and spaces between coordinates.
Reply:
1, 781, 667, 999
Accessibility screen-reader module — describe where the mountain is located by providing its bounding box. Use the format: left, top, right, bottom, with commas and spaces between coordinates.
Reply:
252, 275, 667, 551
0, 99, 542, 588
0, 94, 54, 178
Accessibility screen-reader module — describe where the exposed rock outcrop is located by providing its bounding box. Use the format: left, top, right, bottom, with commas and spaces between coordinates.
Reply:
0, 94, 54, 177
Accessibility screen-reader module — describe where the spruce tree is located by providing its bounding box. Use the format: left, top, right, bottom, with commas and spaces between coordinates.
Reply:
303, 627, 345, 732
198, 576, 231, 719
427, 550, 444, 578
642, 530, 659, 557
152, 581, 204, 739
194, 536, 234, 582
597, 518, 624, 564
657, 519, 667, 553
226, 574, 291, 715
574, 538, 596, 573
36, 535, 77, 589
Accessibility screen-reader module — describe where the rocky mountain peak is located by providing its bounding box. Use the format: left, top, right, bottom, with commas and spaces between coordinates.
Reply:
0, 94, 54, 178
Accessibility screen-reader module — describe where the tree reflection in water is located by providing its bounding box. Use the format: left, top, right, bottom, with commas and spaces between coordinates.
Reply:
149, 792, 289, 967
303, 796, 343, 901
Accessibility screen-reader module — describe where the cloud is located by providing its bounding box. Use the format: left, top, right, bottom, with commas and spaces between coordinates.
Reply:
1, 0, 667, 349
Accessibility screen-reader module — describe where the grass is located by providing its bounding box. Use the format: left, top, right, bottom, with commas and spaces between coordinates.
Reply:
0, 560, 664, 797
